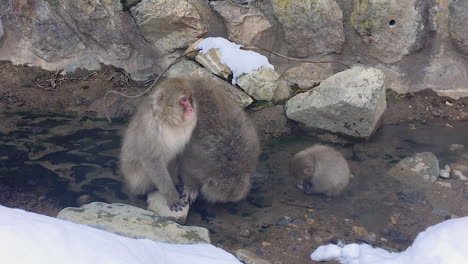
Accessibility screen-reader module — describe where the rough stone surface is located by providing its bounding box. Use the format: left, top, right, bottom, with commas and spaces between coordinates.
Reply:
166, 58, 253, 107
195, 48, 232, 79
147, 191, 189, 224
249, 105, 291, 140
130, 0, 206, 54
0, 17, 3, 40
211, 1, 274, 50
351, 0, 430, 63
285, 66, 386, 138
388, 152, 440, 189
235, 249, 272, 264
0, 0, 161, 81
449, 0, 468, 55
237, 67, 280, 101
271, 0, 345, 57
273, 79, 291, 102
283, 63, 336, 89
57, 202, 210, 244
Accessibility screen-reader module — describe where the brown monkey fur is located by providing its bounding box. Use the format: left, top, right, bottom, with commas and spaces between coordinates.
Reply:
178, 78, 261, 204
290, 144, 351, 197
120, 78, 197, 211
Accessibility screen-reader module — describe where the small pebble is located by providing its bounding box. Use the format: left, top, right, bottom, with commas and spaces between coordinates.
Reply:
432, 207, 451, 217
408, 124, 416, 130
276, 216, 292, 226
453, 170, 468, 181
239, 229, 251, 237
366, 233, 377, 243
436, 181, 451, 188
445, 101, 454, 107
445, 123, 454, 128
448, 144, 464, 152
352, 226, 369, 237
439, 165, 451, 179
262, 242, 271, 247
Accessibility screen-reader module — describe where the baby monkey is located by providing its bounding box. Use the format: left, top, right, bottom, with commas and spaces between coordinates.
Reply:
120, 78, 197, 211
290, 144, 351, 196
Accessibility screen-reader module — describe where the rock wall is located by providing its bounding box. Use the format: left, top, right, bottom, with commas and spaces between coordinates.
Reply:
0, 0, 466, 98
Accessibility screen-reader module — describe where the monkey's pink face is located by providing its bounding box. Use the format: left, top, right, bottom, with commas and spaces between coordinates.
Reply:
179, 96, 195, 121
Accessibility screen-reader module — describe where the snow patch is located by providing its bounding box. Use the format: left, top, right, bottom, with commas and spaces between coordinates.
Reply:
311, 216, 468, 264
0, 205, 241, 264
198, 37, 274, 84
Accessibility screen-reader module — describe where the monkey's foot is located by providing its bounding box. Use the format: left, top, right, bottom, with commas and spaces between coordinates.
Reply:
181, 187, 199, 206
168, 199, 186, 212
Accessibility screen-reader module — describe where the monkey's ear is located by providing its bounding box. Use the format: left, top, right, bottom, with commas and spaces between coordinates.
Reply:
304, 167, 313, 175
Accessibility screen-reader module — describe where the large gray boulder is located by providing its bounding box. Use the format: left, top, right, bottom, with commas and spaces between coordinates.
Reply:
0, 0, 161, 81
351, 0, 431, 63
285, 66, 386, 138
449, 0, 468, 55
130, 0, 207, 55
57, 202, 210, 244
210, 1, 274, 50
388, 152, 439, 189
271, 0, 345, 57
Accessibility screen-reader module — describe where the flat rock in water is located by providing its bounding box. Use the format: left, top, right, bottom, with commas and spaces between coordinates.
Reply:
285, 66, 386, 138
235, 249, 272, 264
57, 202, 210, 244
388, 152, 439, 189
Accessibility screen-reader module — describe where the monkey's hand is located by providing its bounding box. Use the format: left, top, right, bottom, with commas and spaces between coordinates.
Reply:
180, 185, 199, 206
164, 187, 187, 212
167, 198, 186, 212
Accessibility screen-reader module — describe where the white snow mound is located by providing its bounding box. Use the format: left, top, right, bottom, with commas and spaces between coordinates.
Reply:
311, 216, 468, 264
198, 37, 274, 85
0, 205, 241, 264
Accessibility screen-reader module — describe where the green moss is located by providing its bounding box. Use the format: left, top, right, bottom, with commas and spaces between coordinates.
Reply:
181, 230, 209, 243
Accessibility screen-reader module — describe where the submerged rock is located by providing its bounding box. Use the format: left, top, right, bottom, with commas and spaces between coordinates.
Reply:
235, 249, 272, 264
387, 152, 440, 189
285, 66, 386, 138
57, 202, 210, 244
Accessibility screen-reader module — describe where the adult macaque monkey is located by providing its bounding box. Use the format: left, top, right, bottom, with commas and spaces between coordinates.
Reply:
178, 78, 261, 205
120, 78, 197, 211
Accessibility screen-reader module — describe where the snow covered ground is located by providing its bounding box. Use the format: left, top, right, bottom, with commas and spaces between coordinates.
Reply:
198, 37, 274, 84
311, 216, 468, 264
0, 205, 241, 264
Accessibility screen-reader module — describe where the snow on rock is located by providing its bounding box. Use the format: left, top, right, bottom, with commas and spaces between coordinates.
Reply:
0, 205, 240, 264
197, 37, 274, 84
311, 216, 468, 264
